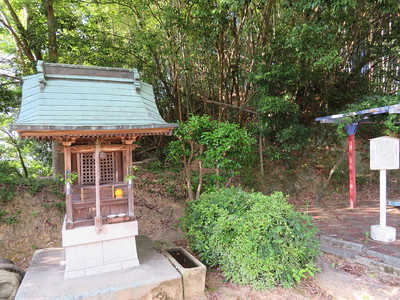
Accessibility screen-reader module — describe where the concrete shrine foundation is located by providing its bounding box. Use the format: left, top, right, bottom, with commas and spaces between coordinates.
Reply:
62, 218, 140, 279
15, 236, 183, 300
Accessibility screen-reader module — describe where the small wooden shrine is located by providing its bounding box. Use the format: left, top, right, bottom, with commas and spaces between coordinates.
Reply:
12, 61, 177, 278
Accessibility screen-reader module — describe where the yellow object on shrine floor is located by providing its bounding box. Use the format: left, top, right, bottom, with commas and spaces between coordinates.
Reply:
115, 188, 124, 198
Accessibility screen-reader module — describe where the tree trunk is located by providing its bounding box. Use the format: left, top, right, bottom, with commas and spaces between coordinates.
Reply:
314, 148, 347, 205
195, 146, 204, 200
16, 145, 28, 178
259, 131, 265, 177
215, 166, 220, 190
44, 0, 58, 62
1, 0, 36, 63
182, 142, 195, 201
183, 160, 194, 201
52, 140, 64, 177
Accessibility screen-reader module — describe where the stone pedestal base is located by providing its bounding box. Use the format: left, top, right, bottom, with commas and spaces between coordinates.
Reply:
15, 236, 183, 300
62, 217, 139, 279
371, 225, 396, 243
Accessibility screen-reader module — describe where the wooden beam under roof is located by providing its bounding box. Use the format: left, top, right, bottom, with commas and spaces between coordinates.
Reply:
12, 126, 176, 140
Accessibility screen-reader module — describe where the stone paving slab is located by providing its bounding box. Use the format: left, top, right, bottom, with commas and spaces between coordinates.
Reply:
15, 235, 183, 300
309, 202, 400, 275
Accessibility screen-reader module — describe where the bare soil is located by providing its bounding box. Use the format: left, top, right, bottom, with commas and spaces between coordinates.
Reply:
1, 170, 400, 299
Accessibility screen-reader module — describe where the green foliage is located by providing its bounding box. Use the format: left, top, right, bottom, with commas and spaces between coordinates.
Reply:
145, 160, 165, 173
181, 187, 320, 288
28, 140, 52, 172
14, 176, 64, 198
0, 160, 20, 183
124, 165, 138, 181
335, 94, 400, 139
166, 115, 214, 163
27, 177, 64, 197
1, 0, 399, 193
1, 114, 52, 179
0, 85, 20, 114
64, 171, 78, 185
0, 172, 64, 206
51, 201, 66, 214
0, 160, 20, 203
166, 115, 255, 199
0, 209, 20, 225
0, 183, 17, 204
250, 0, 400, 159
254, 95, 312, 161
23, 177, 51, 196
201, 122, 253, 173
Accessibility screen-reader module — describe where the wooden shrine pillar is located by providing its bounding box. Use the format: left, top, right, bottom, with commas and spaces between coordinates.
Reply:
122, 137, 137, 218
94, 140, 102, 234
127, 144, 134, 217
346, 123, 359, 209
63, 140, 74, 228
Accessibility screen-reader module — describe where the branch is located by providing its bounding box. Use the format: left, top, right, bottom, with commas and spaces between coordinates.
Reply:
0, 73, 20, 81
0, 81, 20, 86
204, 99, 258, 115
0, 4, 36, 62
314, 148, 347, 205
235, 92, 257, 118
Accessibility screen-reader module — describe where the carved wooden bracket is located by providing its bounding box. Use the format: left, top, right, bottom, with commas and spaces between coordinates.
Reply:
121, 136, 138, 145
58, 136, 76, 146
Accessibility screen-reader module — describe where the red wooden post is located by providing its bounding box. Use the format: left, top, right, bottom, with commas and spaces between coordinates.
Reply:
348, 134, 356, 208
346, 123, 359, 209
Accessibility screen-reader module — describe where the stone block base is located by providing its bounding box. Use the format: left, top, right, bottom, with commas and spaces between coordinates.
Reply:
371, 225, 396, 243
15, 236, 183, 300
62, 217, 139, 278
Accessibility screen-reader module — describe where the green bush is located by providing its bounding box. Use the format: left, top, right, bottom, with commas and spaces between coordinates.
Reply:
0, 161, 19, 203
0, 185, 16, 204
0, 209, 20, 225
22, 177, 64, 197
181, 187, 320, 289
166, 115, 255, 200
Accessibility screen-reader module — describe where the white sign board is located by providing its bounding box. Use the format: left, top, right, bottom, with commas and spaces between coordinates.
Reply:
370, 136, 400, 170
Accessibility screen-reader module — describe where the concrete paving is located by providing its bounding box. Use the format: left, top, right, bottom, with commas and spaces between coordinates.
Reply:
315, 255, 400, 300
15, 235, 183, 300
308, 201, 400, 275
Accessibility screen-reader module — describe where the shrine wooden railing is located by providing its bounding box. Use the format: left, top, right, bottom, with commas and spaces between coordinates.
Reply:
65, 181, 135, 229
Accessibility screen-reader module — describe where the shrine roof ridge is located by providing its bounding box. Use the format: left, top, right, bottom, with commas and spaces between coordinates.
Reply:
36, 60, 140, 82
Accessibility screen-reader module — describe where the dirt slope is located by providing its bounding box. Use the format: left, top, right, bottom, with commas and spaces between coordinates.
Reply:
1, 171, 400, 299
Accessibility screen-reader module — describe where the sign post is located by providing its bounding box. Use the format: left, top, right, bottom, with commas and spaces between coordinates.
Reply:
370, 136, 398, 243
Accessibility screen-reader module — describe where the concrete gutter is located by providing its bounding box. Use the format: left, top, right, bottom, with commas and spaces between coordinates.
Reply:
318, 235, 400, 276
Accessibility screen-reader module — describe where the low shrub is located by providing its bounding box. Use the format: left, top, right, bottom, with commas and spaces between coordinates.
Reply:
0, 176, 65, 204
0, 183, 16, 204
22, 177, 64, 197
181, 187, 320, 289
0, 161, 19, 203
0, 209, 20, 225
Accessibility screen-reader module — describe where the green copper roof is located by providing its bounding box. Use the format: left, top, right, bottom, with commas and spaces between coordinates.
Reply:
13, 61, 176, 133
